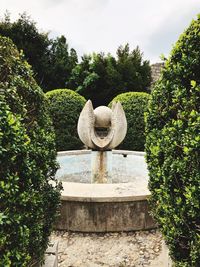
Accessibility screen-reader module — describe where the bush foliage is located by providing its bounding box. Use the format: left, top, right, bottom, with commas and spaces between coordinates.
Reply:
145, 15, 200, 266
0, 36, 61, 266
46, 89, 86, 151
110, 92, 150, 151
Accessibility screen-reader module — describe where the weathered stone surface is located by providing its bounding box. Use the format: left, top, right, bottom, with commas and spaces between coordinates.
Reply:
77, 100, 95, 149
150, 62, 164, 88
46, 241, 59, 255
56, 199, 156, 232
77, 100, 127, 150
60, 180, 150, 202
109, 101, 128, 149
41, 241, 58, 267
91, 151, 112, 183
94, 106, 112, 128
42, 255, 57, 267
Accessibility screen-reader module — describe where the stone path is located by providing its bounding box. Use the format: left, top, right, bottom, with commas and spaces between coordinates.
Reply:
51, 230, 170, 267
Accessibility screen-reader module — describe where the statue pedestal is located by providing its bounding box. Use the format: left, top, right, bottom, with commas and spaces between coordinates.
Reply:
91, 151, 112, 183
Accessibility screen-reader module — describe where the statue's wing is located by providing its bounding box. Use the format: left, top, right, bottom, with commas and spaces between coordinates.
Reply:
77, 100, 96, 149
109, 102, 127, 149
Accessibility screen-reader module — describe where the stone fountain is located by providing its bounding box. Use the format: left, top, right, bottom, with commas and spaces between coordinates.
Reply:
78, 100, 127, 183
55, 100, 156, 232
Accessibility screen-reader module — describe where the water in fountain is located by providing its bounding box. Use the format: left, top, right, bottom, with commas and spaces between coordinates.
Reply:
56, 150, 148, 185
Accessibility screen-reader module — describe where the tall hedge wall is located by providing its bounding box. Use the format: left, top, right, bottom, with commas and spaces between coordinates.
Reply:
110, 92, 150, 151
46, 89, 86, 151
145, 15, 200, 266
0, 36, 61, 266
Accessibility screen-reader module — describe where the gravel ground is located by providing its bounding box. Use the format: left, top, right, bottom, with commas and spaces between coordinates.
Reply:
51, 229, 169, 267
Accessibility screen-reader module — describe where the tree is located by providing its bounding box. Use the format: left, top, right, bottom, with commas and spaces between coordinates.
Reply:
0, 12, 50, 89
45, 35, 78, 90
0, 12, 78, 92
116, 44, 151, 92
69, 44, 151, 107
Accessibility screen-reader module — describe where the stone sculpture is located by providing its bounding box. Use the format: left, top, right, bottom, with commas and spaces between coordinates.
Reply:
77, 100, 127, 150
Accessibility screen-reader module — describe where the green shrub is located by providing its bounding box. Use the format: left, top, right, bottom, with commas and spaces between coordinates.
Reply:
145, 15, 200, 267
110, 92, 150, 151
46, 89, 86, 151
0, 36, 61, 266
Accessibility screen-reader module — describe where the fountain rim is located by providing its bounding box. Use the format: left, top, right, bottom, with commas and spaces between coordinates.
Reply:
57, 149, 150, 203
57, 149, 145, 157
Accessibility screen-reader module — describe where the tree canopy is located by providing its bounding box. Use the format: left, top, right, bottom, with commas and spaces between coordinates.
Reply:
0, 12, 77, 92
69, 44, 151, 107
0, 12, 151, 106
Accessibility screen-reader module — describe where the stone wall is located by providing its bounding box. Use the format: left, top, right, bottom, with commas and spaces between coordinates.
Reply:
151, 62, 164, 88
56, 199, 156, 232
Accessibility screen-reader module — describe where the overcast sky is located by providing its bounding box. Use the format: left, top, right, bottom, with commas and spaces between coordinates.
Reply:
0, 0, 199, 63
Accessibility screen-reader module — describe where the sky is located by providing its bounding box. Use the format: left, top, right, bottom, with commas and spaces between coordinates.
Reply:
0, 0, 199, 63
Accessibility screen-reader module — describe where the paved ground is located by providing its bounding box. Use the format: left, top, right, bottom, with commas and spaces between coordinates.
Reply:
51, 229, 170, 267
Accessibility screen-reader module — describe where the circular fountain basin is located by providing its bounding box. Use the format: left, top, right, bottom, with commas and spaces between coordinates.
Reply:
56, 150, 156, 232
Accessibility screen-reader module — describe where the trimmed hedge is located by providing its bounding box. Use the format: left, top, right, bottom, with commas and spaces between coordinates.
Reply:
110, 92, 150, 151
145, 15, 200, 266
0, 36, 61, 266
46, 89, 86, 151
